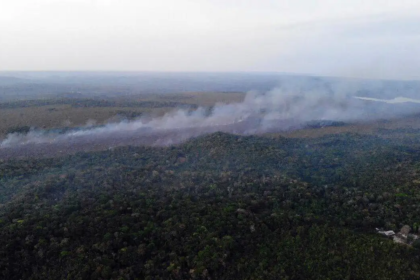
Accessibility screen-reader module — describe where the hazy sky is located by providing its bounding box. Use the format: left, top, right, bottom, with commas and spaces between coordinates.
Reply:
1, 0, 420, 80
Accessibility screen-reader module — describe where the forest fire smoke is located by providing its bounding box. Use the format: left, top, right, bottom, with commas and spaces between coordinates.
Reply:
1, 85, 419, 158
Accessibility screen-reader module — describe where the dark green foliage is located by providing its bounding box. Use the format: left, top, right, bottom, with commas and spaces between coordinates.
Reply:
1, 131, 420, 279
413, 239, 420, 249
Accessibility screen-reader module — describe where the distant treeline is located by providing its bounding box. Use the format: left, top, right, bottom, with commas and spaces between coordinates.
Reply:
0, 98, 198, 109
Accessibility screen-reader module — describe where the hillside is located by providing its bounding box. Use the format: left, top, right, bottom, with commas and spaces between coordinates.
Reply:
1, 131, 420, 279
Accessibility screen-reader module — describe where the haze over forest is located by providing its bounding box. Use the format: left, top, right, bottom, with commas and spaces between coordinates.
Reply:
1, 72, 420, 157
2, 1, 420, 280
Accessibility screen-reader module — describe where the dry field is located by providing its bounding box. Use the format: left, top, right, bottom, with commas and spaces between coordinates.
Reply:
0, 92, 246, 138
270, 115, 420, 139
2, 90, 420, 141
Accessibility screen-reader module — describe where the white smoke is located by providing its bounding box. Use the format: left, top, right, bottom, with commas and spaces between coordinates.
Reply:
354, 96, 420, 104
1, 84, 419, 152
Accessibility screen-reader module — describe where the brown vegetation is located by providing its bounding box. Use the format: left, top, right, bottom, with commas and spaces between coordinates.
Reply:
0, 92, 245, 138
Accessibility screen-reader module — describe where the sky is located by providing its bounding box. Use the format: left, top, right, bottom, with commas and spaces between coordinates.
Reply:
1, 0, 420, 80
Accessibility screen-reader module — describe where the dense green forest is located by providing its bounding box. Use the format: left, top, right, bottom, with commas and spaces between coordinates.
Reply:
1, 131, 420, 279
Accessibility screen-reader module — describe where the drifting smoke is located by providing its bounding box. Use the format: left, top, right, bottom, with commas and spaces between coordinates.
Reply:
1, 81, 420, 157
354, 96, 420, 104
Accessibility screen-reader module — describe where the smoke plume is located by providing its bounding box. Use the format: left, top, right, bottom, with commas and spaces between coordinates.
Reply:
1, 81, 420, 158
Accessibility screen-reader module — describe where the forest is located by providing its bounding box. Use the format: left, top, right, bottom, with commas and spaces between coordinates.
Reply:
2, 73, 420, 279
1, 129, 420, 279
2, 0, 420, 276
